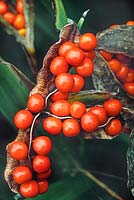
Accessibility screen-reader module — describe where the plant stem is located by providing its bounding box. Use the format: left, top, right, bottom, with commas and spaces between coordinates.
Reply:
78, 167, 125, 200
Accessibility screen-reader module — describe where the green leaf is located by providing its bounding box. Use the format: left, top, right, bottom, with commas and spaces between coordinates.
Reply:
40, 0, 53, 15
0, 155, 14, 200
26, 175, 93, 200
26, 169, 127, 200
0, 62, 31, 124
68, 90, 115, 106
53, 0, 67, 30
77, 9, 91, 30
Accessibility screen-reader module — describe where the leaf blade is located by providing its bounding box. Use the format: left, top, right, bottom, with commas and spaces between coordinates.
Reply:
0, 62, 31, 124
54, 0, 67, 30
68, 90, 115, 106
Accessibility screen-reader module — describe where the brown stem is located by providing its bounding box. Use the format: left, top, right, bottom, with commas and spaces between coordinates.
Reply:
78, 168, 126, 200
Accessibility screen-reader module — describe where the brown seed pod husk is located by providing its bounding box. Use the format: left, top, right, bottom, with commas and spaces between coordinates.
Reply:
4, 23, 80, 194
97, 25, 134, 58
4, 129, 31, 193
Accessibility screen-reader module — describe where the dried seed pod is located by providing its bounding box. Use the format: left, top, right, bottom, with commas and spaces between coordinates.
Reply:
30, 23, 80, 97
92, 52, 119, 93
4, 23, 81, 194
127, 128, 134, 195
82, 127, 113, 140
4, 129, 30, 193
97, 25, 134, 58
93, 52, 134, 129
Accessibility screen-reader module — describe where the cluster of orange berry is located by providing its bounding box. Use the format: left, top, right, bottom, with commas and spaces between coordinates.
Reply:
11, 32, 124, 198
100, 50, 134, 96
99, 20, 134, 96
0, 0, 26, 36
109, 20, 134, 28
43, 98, 123, 137
9, 136, 52, 198
10, 94, 52, 198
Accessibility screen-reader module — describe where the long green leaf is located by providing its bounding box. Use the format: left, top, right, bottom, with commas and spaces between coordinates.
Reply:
0, 62, 31, 124
54, 0, 67, 30
68, 90, 116, 105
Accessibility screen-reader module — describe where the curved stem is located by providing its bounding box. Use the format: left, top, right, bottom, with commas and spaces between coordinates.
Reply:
44, 88, 58, 108
99, 117, 115, 128
44, 111, 72, 120
78, 168, 125, 200
28, 112, 41, 161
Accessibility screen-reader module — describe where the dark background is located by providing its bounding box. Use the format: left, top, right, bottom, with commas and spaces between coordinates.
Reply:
0, 0, 133, 199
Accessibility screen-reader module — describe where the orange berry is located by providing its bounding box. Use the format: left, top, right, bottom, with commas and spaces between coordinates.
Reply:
70, 101, 86, 119
65, 47, 85, 66
9, 141, 28, 160
79, 33, 98, 51
32, 136, 52, 156
3, 12, 15, 24
51, 90, 69, 101
14, 110, 33, 129
27, 93, 45, 113
87, 50, 95, 60
108, 59, 121, 73
103, 98, 122, 117
100, 50, 113, 61
76, 57, 94, 77
109, 24, 119, 28
62, 118, 80, 137
124, 82, 134, 96
18, 28, 26, 36
116, 64, 129, 81
43, 117, 62, 135
50, 100, 70, 117
105, 118, 122, 136
50, 56, 69, 76
38, 180, 48, 194
58, 41, 76, 57
55, 73, 74, 92
124, 69, 134, 83
13, 166, 32, 184
126, 20, 134, 26
33, 155, 51, 173
16, 0, 24, 14
13, 14, 25, 29
71, 74, 84, 92
0, 1, 8, 14
37, 168, 51, 180
89, 106, 108, 125
20, 180, 39, 198
81, 112, 99, 132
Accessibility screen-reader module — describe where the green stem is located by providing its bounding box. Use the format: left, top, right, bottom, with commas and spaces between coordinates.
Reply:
78, 167, 126, 200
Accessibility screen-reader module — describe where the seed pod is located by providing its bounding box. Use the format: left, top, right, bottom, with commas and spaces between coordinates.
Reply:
4, 23, 80, 194
97, 25, 134, 58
